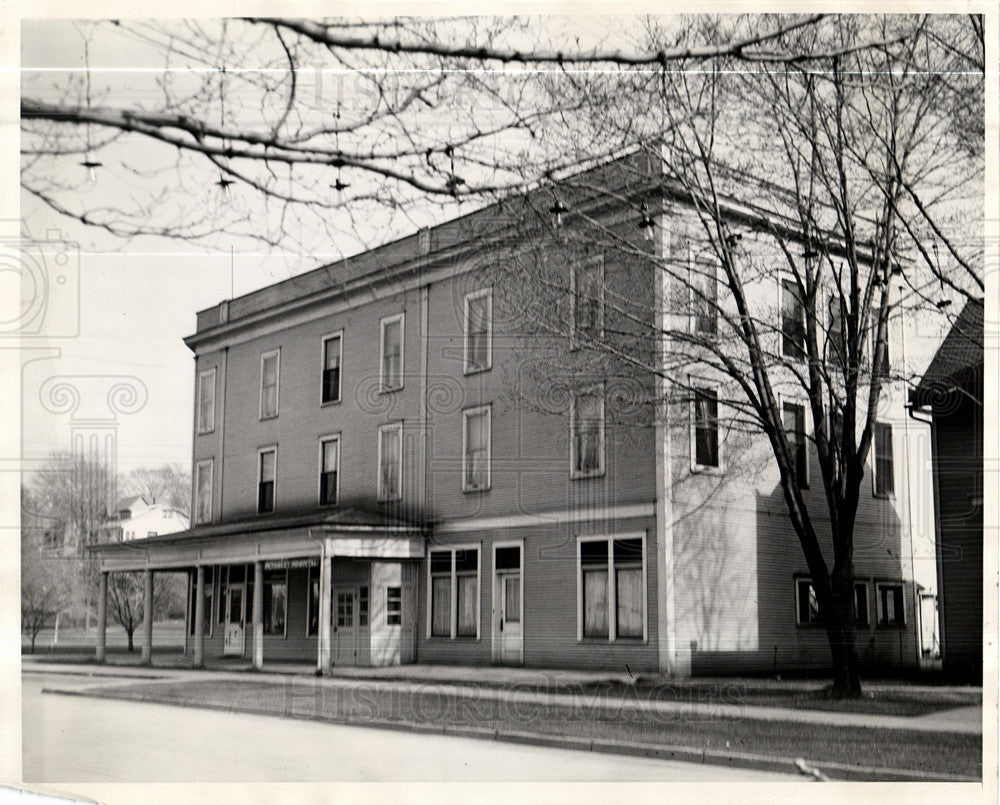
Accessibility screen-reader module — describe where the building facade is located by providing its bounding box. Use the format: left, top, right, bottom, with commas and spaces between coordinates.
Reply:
92, 156, 920, 675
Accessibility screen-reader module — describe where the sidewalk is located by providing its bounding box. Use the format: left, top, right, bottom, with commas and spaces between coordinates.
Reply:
22, 655, 983, 734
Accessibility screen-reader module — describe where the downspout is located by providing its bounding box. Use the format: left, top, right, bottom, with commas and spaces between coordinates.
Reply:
218, 346, 228, 516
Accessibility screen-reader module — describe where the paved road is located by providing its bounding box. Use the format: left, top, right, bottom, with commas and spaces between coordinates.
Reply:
22, 674, 798, 782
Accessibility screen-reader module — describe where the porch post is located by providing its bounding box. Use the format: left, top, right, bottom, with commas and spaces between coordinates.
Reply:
141, 569, 153, 664
95, 571, 108, 663
193, 566, 205, 668
253, 561, 264, 670
317, 552, 332, 673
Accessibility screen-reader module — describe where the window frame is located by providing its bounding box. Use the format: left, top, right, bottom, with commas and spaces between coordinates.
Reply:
257, 445, 277, 515
872, 421, 895, 498
259, 349, 280, 420
570, 384, 606, 479
463, 287, 493, 374
779, 275, 807, 361
194, 458, 214, 525
690, 383, 723, 474
263, 567, 288, 637
320, 330, 344, 405
386, 586, 402, 626
196, 367, 216, 435
318, 434, 341, 507
794, 577, 822, 627
689, 247, 719, 337
576, 533, 648, 643
426, 544, 481, 640
379, 312, 405, 393
377, 421, 404, 502
780, 398, 809, 489
462, 405, 492, 492
875, 581, 906, 627
570, 253, 605, 346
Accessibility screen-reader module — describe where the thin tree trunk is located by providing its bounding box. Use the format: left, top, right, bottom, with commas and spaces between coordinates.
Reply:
127, 628, 134, 653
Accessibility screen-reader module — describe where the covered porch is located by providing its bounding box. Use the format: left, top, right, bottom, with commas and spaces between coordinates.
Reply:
89, 510, 426, 673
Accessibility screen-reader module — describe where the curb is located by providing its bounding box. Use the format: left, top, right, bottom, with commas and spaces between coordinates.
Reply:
42, 686, 981, 783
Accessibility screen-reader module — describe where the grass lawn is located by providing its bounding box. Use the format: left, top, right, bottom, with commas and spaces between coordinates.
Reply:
75, 678, 981, 779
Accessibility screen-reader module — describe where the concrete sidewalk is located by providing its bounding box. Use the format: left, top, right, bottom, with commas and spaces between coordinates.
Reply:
22, 656, 983, 735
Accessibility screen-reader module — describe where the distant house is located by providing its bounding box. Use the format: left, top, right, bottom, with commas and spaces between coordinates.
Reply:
911, 298, 984, 682
100, 496, 189, 542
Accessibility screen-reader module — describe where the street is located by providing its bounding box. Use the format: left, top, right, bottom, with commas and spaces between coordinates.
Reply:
22, 674, 798, 782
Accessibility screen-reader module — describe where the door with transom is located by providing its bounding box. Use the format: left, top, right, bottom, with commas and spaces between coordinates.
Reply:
494, 544, 523, 666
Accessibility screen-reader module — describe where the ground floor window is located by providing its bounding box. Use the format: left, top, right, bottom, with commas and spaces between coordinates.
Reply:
577, 535, 646, 641
428, 547, 480, 639
387, 587, 402, 625
264, 568, 287, 635
877, 582, 905, 626
795, 578, 821, 626
188, 567, 214, 636
308, 564, 320, 636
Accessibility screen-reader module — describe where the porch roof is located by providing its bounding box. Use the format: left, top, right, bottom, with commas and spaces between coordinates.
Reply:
88, 507, 427, 572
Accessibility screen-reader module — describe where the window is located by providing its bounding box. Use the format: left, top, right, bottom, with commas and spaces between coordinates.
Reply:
782, 402, 808, 488
380, 313, 404, 392
571, 386, 605, 478
462, 406, 491, 491
578, 536, 646, 641
876, 582, 905, 626
690, 254, 717, 336
855, 582, 870, 628
692, 387, 720, 470
827, 294, 846, 371
260, 350, 280, 419
428, 547, 480, 639
146, 530, 157, 538
308, 564, 320, 636
319, 436, 340, 506
781, 278, 806, 360
377, 422, 403, 501
194, 459, 213, 525
873, 422, 894, 497
263, 568, 287, 635
258, 447, 276, 514
188, 566, 214, 636
358, 585, 369, 627
321, 332, 343, 404
386, 586, 402, 625
464, 288, 492, 373
795, 578, 821, 626
571, 256, 604, 343
197, 368, 216, 434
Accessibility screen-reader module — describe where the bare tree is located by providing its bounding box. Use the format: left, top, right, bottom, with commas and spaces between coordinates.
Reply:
488, 14, 982, 695
120, 464, 192, 517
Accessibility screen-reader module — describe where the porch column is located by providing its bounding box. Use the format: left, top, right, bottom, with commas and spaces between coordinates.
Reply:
141, 569, 153, 664
253, 561, 264, 670
95, 571, 108, 663
317, 553, 332, 673
193, 566, 205, 668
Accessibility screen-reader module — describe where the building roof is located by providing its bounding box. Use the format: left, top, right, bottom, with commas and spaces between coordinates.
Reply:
116, 495, 150, 512
911, 298, 984, 408
88, 506, 426, 555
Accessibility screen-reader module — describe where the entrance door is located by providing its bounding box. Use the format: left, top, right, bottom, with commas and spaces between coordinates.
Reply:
224, 584, 245, 656
333, 588, 358, 666
496, 570, 523, 665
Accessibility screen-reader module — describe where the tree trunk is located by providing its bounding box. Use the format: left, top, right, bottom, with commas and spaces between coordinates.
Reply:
126, 628, 134, 653
826, 573, 862, 697
30, 631, 37, 654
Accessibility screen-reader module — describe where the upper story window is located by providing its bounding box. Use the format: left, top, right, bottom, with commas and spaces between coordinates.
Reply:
571, 385, 605, 478
691, 386, 721, 471
194, 459, 213, 525
462, 405, 491, 492
258, 446, 276, 514
260, 349, 280, 419
377, 422, 403, 502
319, 435, 340, 506
873, 422, 894, 497
795, 578, 821, 625
571, 255, 605, 344
380, 313, 404, 392
690, 253, 718, 336
827, 294, 846, 371
464, 288, 492, 374
321, 332, 343, 404
780, 278, 806, 361
782, 401, 808, 488
196, 368, 216, 434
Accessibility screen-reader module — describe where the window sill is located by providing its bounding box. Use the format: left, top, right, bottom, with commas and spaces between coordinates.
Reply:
691, 464, 725, 476
463, 365, 492, 376
320, 398, 342, 407
377, 497, 402, 504
379, 385, 404, 395
318, 501, 340, 509
259, 414, 278, 422
196, 428, 215, 436
462, 485, 491, 494
571, 470, 606, 481
577, 636, 648, 644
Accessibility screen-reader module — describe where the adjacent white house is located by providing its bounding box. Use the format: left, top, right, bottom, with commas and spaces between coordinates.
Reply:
102, 496, 189, 542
